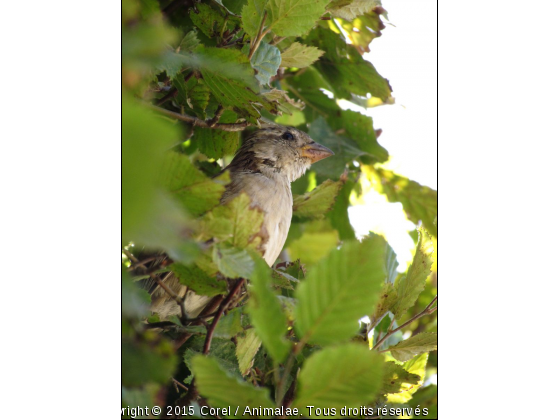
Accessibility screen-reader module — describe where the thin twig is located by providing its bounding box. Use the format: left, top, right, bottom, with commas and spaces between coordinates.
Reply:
172, 378, 190, 393
270, 36, 286, 46
207, 105, 224, 127
373, 295, 438, 351
203, 278, 246, 354
156, 89, 178, 106
148, 104, 250, 131
248, 12, 269, 60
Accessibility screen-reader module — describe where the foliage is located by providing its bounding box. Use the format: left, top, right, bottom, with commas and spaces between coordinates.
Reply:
122, 0, 437, 418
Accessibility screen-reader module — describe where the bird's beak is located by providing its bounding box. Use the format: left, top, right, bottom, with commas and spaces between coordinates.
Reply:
300, 142, 334, 163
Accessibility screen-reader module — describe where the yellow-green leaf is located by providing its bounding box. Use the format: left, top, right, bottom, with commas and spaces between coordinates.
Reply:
281, 42, 324, 68
388, 332, 437, 362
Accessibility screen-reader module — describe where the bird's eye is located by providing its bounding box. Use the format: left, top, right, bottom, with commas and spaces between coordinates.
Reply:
282, 132, 294, 141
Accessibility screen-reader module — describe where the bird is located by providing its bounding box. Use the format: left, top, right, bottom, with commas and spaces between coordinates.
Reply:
147, 124, 334, 319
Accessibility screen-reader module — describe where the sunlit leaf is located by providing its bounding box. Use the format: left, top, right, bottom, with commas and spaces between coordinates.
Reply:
393, 228, 434, 320
329, 0, 381, 21
387, 353, 428, 404
371, 168, 438, 237
242, 0, 269, 39
287, 227, 339, 265
266, 0, 332, 37
198, 193, 267, 252
160, 151, 230, 216
379, 361, 421, 394
281, 42, 324, 68
294, 235, 386, 345
388, 332, 437, 362
293, 179, 344, 219
236, 329, 262, 376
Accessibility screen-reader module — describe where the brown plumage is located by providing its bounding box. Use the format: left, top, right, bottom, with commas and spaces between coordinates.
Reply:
150, 124, 333, 319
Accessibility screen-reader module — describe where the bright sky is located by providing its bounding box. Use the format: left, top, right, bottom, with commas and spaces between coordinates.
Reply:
342, 0, 437, 270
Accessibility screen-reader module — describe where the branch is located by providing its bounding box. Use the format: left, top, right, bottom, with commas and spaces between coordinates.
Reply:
203, 278, 246, 354
373, 295, 438, 351
248, 12, 269, 60
148, 104, 250, 131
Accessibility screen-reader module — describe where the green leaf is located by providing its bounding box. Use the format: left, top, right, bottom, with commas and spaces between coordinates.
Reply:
329, 0, 381, 21
214, 307, 244, 338
327, 177, 356, 240
385, 243, 399, 285
122, 97, 199, 264
191, 355, 275, 413
372, 282, 398, 321
123, 96, 179, 239
250, 42, 281, 86
189, 3, 226, 38
293, 343, 384, 413
174, 76, 211, 119
271, 269, 296, 290
155, 50, 196, 80
283, 259, 306, 280
393, 228, 434, 319
281, 42, 324, 68
184, 336, 240, 377
307, 117, 365, 179
327, 109, 388, 163
294, 235, 386, 345
387, 353, 428, 404
160, 151, 230, 217
379, 361, 421, 395
193, 111, 240, 158
306, 26, 392, 101
198, 192, 267, 252
242, 0, 268, 39
122, 267, 151, 319
260, 88, 304, 115
178, 30, 200, 52
287, 226, 339, 266
388, 332, 437, 362
246, 256, 292, 362
266, 0, 332, 37
293, 179, 344, 219
170, 262, 228, 297
197, 47, 279, 123
213, 244, 255, 278
372, 168, 438, 237
197, 47, 259, 89
122, 333, 178, 386
338, 10, 385, 54
236, 329, 262, 376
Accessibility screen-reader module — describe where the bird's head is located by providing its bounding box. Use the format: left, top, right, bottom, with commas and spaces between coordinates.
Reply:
229, 125, 334, 182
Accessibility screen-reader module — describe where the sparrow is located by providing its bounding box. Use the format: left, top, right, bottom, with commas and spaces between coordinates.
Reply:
147, 124, 334, 319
